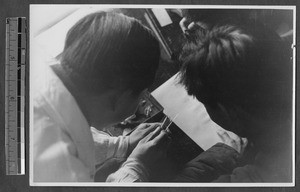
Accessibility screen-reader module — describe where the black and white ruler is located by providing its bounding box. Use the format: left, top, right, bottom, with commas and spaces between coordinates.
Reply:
5, 17, 26, 175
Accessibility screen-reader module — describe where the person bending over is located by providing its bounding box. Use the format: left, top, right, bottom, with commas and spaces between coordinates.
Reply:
33, 11, 169, 182
175, 22, 293, 182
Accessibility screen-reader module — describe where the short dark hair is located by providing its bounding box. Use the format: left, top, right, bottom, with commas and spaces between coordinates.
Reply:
58, 11, 160, 95
179, 23, 292, 115
182, 9, 251, 28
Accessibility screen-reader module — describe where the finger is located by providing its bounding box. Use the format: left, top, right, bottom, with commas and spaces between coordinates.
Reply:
134, 123, 159, 133
151, 130, 169, 146
148, 126, 163, 141
239, 138, 248, 155
141, 126, 161, 143
148, 123, 162, 129
160, 131, 172, 146
179, 17, 189, 33
241, 137, 248, 148
141, 123, 161, 134
142, 123, 161, 128
134, 123, 149, 131
229, 133, 241, 145
165, 128, 172, 136
124, 114, 136, 122
139, 127, 156, 142
187, 22, 198, 31
217, 130, 232, 143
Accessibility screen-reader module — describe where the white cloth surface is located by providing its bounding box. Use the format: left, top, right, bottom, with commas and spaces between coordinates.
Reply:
106, 158, 150, 182
32, 63, 144, 182
33, 63, 95, 182
152, 75, 237, 151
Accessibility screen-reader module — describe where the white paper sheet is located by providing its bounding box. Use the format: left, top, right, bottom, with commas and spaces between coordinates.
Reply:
152, 75, 238, 150
151, 9, 173, 27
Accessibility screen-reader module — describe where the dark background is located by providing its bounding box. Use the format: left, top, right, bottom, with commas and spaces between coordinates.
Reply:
0, 0, 299, 191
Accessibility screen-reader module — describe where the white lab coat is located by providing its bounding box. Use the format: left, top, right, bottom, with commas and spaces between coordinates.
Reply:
32, 63, 147, 182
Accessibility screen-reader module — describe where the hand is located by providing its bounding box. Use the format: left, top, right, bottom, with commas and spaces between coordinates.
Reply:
179, 17, 200, 34
217, 129, 248, 155
128, 123, 161, 154
129, 127, 171, 171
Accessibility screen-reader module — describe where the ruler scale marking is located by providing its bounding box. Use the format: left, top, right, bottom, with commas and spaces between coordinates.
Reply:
5, 17, 26, 175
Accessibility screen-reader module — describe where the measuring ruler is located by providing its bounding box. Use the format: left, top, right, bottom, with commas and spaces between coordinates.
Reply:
5, 17, 26, 175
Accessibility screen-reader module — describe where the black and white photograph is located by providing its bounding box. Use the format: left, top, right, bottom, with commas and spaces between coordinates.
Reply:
29, 5, 295, 186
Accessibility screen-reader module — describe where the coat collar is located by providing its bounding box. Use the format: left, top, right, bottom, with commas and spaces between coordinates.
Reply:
35, 63, 96, 178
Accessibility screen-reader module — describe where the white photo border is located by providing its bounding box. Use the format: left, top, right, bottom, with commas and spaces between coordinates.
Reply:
29, 4, 296, 187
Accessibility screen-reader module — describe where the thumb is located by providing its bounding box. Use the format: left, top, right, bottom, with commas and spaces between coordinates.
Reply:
140, 126, 161, 143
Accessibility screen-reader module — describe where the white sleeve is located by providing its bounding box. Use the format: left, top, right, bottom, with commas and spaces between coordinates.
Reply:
33, 108, 92, 182
106, 158, 150, 182
91, 127, 129, 165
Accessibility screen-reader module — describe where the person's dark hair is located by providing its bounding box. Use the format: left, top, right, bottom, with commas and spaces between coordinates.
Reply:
182, 9, 251, 27
58, 11, 160, 95
179, 23, 292, 116
181, 10, 252, 46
